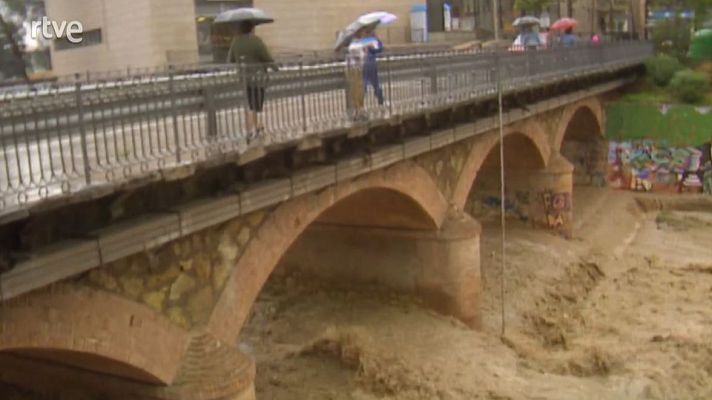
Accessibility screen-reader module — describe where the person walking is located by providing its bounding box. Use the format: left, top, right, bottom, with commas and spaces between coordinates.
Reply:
520, 25, 541, 50
344, 29, 373, 121
227, 20, 277, 143
561, 27, 577, 47
362, 30, 385, 106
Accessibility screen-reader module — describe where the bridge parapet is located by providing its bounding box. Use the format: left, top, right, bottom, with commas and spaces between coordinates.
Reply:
0, 42, 652, 216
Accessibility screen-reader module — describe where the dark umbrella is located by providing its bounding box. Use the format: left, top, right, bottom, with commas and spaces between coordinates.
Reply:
214, 7, 274, 25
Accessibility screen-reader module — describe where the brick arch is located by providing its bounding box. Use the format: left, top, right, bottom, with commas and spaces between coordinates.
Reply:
554, 97, 604, 151
452, 120, 552, 210
0, 284, 190, 385
207, 161, 450, 344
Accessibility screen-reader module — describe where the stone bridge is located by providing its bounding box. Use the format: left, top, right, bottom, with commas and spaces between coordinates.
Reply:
0, 44, 646, 399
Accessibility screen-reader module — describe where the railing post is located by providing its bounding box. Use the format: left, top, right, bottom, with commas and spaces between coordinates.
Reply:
204, 79, 217, 139
299, 57, 308, 133
75, 73, 91, 185
168, 66, 181, 163
429, 58, 438, 100
238, 61, 248, 140
386, 54, 393, 116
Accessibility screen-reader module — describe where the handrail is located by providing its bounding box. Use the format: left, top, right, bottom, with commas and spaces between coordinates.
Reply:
0, 41, 653, 214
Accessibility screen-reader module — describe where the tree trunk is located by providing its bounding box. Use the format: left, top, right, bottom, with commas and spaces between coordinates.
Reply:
566, 0, 573, 17
0, 13, 29, 81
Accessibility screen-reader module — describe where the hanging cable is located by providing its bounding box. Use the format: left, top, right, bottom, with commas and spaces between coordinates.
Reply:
496, 60, 507, 338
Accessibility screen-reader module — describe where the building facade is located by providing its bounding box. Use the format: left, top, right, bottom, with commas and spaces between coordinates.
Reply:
46, 0, 200, 77
45, 0, 417, 76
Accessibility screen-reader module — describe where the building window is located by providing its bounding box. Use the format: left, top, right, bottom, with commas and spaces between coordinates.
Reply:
54, 29, 102, 51
194, 0, 253, 62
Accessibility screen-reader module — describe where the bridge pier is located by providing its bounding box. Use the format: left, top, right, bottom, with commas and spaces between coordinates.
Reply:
509, 154, 575, 238
276, 210, 482, 328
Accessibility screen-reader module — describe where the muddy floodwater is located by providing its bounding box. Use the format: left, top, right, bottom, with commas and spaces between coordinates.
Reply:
241, 188, 712, 400
3, 189, 712, 399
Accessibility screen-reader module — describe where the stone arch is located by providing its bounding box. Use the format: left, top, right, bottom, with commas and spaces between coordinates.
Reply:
207, 161, 450, 344
555, 98, 607, 186
452, 119, 552, 210
554, 98, 605, 151
0, 285, 189, 385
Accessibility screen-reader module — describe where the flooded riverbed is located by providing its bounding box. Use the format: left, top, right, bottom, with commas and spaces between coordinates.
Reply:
242, 189, 712, 400
3, 189, 711, 399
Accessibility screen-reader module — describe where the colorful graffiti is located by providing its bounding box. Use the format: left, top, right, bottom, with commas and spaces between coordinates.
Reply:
608, 139, 712, 194
480, 190, 530, 221
541, 191, 571, 229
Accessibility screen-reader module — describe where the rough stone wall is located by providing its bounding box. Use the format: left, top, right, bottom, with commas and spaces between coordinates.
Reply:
415, 138, 474, 201
83, 210, 269, 329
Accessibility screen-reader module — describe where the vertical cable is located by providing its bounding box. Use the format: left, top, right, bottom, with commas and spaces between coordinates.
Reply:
496, 61, 507, 338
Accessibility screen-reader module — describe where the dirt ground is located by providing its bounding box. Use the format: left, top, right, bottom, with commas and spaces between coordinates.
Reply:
2, 188, 711, 400
242, 188, 712, 400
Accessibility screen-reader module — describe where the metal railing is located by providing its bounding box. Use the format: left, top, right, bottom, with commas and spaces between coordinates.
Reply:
0, 41, 653, 214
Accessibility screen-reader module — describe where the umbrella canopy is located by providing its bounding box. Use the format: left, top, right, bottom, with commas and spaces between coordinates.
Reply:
689, 29, 712, 60
358, 11, 398, 26
214, 7, 274, 25
334, 12, 397, 51
551, 17, 577, 31
513, 16, 541, 27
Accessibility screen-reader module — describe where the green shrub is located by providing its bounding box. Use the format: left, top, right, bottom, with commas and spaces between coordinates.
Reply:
668, 69, 710, 103
651, 17, 692, 62
645, 54, 685, 87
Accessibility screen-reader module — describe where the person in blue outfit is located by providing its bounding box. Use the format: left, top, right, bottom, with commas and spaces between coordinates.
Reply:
561, 27, 577, 47
361, 30, 385, 105
519, 25, 541, 50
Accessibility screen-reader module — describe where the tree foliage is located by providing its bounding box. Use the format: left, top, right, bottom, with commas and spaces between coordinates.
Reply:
649, 0, 712, 29
0, 0, 31, 80
646, 53, 685, 86
669, 69, 710, 103
514, 0, 553, 14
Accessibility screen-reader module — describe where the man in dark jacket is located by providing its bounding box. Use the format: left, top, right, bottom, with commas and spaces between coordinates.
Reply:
228, 21, 277, 142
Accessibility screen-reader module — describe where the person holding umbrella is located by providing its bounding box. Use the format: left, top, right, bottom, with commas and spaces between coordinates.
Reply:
561, 27, 578, 47
220, 8, 277, 143
343, 28, 372, 121
512, 16, 541, 50
335, 12, 397, 120
551, 18, 578, 47
362, 29, 385, 106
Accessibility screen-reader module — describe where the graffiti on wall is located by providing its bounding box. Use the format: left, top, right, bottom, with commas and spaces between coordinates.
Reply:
469, 190, 531, 221
607, 140, 712, 194
541, 191, 571, 229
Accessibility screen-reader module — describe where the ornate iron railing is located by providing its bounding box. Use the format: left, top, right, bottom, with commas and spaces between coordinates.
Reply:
0, 41, 653, 214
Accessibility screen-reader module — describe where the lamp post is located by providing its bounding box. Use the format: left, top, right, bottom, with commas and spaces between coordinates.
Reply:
492, 0, 500, 39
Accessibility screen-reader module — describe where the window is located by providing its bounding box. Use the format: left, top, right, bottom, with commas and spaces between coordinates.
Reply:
54, 29, 102, 51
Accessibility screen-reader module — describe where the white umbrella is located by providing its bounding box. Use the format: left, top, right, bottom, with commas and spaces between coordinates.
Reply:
358, 12, 398, 26
334, 12, 397, 51
513, 16, 541, 27
214, 7, 274, 25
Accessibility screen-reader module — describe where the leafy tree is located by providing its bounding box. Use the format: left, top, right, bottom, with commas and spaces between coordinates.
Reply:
0, 0, 29, 80
649, 0, 712, 29
515, 0, 553, 14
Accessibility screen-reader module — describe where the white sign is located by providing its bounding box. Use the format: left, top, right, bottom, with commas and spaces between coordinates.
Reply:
29, 16, 84, 44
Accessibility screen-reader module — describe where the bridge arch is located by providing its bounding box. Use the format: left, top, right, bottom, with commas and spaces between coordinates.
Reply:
555, 99, 607, 185
0, 285, 189, 385
208, 161, 450, 344
554, 98, 605, 151
452, 120, 552, 210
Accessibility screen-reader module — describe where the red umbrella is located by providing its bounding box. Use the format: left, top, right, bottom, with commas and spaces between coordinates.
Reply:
551, 18, 577, 31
